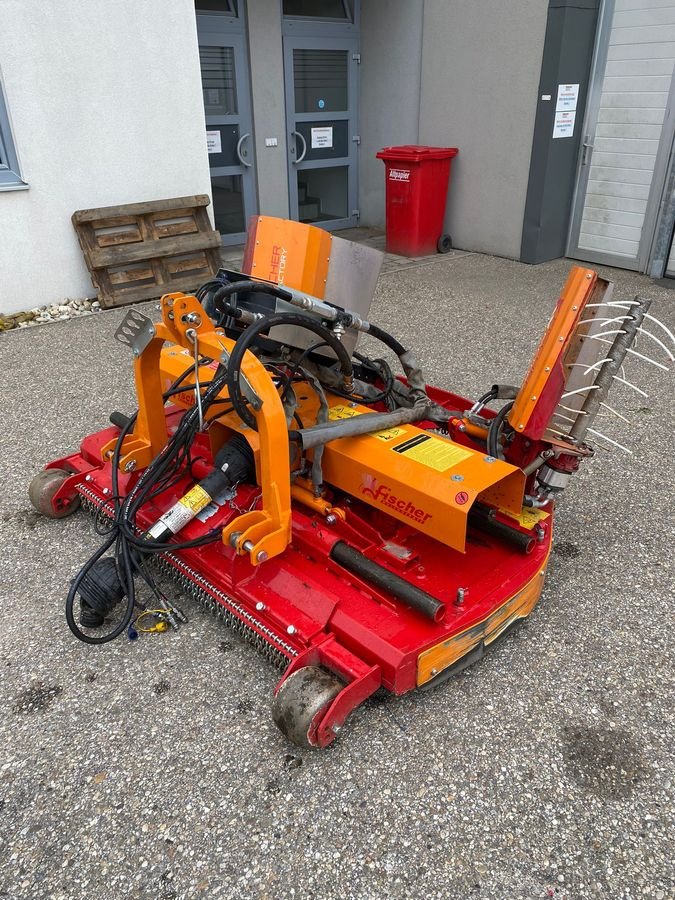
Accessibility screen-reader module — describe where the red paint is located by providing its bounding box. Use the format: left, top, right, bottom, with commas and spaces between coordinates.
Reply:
54, 385, 553, 747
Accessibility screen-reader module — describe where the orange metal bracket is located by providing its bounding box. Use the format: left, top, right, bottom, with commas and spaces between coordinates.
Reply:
508, 266, 598, 437
106, 292, 292, 565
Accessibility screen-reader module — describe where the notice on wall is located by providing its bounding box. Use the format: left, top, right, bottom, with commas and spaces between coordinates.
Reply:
206, 130, 222, 154
552, 83, 579, 138
556, 83, 579, 111
552, 109, 577, 139
311, 126, 333, 149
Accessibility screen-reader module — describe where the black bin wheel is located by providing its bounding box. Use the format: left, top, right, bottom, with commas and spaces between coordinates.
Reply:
28, 469, 80, 519
437, 234, 453, 254
272, 666, 342, 749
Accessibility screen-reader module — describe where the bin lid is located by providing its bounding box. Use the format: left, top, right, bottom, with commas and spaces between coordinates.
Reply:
376, 145, 458, 162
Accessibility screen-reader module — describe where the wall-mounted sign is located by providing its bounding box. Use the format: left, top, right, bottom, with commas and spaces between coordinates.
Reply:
206, 131, 222, 154
556, 83, 579, 111
552, 83, 580, 138
311, 126, 333, 149
553, 109, 576, 139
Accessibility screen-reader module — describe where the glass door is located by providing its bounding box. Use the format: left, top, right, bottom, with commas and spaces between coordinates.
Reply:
197, 12, 257, 246
283, 36, 359, 229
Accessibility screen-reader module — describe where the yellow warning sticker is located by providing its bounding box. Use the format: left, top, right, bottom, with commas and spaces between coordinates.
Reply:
393, 435, 472, 472
373, 426, 406, 442
499, 506, 550, 530
328, 406, 405, 442
328, 404, 361, 420
178, 484, 212, 514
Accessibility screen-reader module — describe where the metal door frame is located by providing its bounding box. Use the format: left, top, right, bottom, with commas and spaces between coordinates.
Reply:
567, 0, 675, 272
282, 25, 360, 230
197, 9, 258, 246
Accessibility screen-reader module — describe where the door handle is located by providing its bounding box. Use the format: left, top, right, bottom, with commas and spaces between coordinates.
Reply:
236, 133, 252, 168
581, 137, 594, 166
291, 130, 307, 164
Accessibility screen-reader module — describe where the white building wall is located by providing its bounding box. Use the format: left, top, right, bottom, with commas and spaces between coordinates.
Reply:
0, 0, 212, 315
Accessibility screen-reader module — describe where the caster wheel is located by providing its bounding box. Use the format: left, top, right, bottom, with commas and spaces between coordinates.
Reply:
437, 234, 453, 254
28, 469, 80, 518
272, 666, 342, 749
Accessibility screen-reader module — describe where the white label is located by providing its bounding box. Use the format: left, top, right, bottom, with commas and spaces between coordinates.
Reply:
311, 126, 333, 149
552, 109, 576, 139
150, 503, 194, 537
206, 130, 222, 154
541, 94, 552, 101
265, 137, 278, 147
556, 83, 579, 111
388, 168, 410, 182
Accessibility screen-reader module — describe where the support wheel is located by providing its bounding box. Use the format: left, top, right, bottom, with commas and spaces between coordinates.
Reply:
437, 234, 453, 253
28, 469, 80, 518
272, 666, 342, 749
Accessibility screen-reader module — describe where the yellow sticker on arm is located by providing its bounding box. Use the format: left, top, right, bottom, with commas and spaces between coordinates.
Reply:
178, 484, 212, 514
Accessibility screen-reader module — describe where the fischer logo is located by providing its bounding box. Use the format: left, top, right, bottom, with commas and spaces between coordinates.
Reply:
269, 244, 288, 284
389, 168, 410, 182
360, 475, 431, 524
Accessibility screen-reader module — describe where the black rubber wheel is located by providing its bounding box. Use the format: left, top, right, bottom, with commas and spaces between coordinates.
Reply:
28, 469, 80, 519
437, 234, 453, 254
272, 666, 342, 749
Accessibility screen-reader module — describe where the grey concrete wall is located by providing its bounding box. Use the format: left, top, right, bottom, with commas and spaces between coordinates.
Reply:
247, 0, 290, 219
418, 0, 548, 258
358, 0, 424, 226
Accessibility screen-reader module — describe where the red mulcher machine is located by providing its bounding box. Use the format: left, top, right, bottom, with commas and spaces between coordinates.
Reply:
29, 217, 671, 748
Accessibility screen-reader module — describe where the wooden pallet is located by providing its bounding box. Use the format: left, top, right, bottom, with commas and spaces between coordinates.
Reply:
72, 195, 222, 308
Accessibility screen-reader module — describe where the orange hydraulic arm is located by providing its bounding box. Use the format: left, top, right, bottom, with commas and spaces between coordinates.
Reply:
102, 292, 292, 566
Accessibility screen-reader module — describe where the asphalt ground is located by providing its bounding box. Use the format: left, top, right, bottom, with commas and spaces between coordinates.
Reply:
0, 252, 673, 900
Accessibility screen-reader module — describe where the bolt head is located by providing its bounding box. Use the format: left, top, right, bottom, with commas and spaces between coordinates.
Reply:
325, 514, 337, 525
256, 550, 268, 563
287, 625, 296, 635
451, 474, 464, 482
255, 601, 265, 611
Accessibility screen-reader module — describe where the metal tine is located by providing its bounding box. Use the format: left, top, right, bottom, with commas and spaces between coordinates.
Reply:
586, 299, 640, 307
599, 400, 632, 425
551, 411, 576, 423
594, 301, 675, 348
589, 336, 670, 371
562, 385, 600, 399
586, 427, 632, 454
577, 314, 632, 327
635, 326, 675, 361
557, 402, 589, 415
567, 359, 611, 376
612, 374, 648, 399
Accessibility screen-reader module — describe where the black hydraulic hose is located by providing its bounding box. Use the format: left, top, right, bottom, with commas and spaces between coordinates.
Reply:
330, 541, 446, 623
366, 323, 407, 358
486, 400, 514, 460
212, 280, 293, 317
227, 312, 354, 429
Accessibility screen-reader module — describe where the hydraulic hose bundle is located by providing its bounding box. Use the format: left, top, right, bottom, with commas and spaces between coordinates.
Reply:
66, 281, 433, 644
